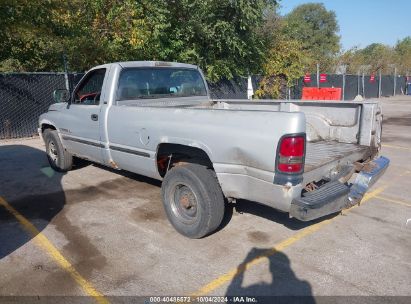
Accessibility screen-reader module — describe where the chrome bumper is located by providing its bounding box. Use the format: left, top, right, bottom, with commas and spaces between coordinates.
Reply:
290, 156, 390, 221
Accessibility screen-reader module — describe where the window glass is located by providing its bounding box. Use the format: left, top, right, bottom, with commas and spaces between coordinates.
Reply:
73, 68, 106, 105
117, 68, 207, 100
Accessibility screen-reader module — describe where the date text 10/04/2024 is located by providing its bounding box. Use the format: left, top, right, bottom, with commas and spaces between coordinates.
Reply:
147, 296, 258, 303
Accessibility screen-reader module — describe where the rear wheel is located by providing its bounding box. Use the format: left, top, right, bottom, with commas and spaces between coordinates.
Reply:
43, 129, 73, 172
161, 163, 225, 238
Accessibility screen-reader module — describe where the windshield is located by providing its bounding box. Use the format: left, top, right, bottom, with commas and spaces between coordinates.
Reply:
117, 67, 207, 100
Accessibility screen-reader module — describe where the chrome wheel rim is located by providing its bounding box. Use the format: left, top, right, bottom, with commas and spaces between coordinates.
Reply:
170, 183, 198, 224
48, 141, 58, 164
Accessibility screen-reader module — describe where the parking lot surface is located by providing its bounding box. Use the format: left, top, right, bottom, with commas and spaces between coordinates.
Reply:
1, 96, 410, 302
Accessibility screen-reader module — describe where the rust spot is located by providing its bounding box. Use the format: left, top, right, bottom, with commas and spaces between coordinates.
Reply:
304, 182, 318, 192
362, 161, 377, 173
180, 195, 190, 208
369, 137, 380, 159
157, 156, 168, 171
354, 162, 364, 172
109, 160, 119, 169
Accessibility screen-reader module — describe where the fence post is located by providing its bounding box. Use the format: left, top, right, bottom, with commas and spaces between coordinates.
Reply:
393, 67, 397, 96
378, 69, 382, 98
62, 52, 70, 91
64, 73, 69, 92
357, 72, 360, 96
362, 72, 365, 98
342, 73, 346, 100
316, 63, 320, 88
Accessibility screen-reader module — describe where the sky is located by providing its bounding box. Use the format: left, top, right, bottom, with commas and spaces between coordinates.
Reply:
279, 0, 411, 50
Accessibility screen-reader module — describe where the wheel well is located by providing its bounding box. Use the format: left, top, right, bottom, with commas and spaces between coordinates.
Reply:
156, 143, 213, 177
41, 124, 56, 133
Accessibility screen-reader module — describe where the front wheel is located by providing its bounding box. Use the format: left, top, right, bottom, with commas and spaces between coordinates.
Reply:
161, 163, 225, 238
43, 129, 73, 172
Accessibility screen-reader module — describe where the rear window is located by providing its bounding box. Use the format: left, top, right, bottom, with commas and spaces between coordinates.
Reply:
117, 67, 207, 100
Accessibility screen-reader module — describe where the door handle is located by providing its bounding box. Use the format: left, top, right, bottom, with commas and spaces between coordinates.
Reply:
91, 114, 98, 121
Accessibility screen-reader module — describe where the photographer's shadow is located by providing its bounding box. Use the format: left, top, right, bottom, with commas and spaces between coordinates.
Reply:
0, 144, 67, 259
226, 247, 315, 304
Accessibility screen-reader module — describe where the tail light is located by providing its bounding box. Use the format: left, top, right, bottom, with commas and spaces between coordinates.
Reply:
276, 135, 305, 174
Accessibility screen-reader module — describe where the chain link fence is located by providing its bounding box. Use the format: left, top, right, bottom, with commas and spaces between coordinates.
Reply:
0, 72, 408, 139
209, 74, 407, 100
299, 74, 406, 100
208, 76, 262, 99
0, 73, 83, 139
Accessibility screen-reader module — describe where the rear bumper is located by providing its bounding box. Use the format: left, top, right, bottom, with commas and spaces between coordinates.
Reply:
290, 156, 390, 221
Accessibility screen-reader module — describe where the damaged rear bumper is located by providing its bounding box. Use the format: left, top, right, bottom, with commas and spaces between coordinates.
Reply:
290, 156, 390, 221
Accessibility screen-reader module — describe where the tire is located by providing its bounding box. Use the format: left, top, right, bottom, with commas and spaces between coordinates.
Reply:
161, 163, 225, 238
43, 129, 73, 172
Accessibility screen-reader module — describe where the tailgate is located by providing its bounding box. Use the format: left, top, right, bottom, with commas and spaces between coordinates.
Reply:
303, 141, 370, 184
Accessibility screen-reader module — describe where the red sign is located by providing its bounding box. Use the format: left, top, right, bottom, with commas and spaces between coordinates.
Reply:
304, 73, 311, 83
370, 74, 375, 82
319, 74, 327, 83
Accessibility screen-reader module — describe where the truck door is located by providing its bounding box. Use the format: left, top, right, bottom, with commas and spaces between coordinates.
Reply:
59, 68, 107, 163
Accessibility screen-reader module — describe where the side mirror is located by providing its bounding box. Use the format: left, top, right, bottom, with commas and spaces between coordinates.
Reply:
53, 89, 70, 103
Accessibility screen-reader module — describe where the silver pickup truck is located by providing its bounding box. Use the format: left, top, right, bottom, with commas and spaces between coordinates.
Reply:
39, 61, 389, 238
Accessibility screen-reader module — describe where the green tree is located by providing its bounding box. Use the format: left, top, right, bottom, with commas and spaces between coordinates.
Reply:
0, 0, 277, 81
361, 43, 394, 73
335, 47, 363, 74
394, 37, 411, 75
338, 43, 394, 74
255, 37, 307, 98
56, 0, 167, 70
254, 8, 307, 98
148, 0, 278, 81
283, 3, 340, 72
0, 0, 66, 71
